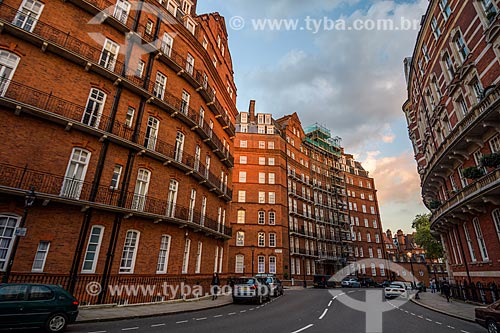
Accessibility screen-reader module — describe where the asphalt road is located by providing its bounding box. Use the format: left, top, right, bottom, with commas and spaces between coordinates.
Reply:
11, 288, 487, 333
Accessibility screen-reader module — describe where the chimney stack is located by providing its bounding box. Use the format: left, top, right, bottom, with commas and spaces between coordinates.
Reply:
249, 100, 256, 122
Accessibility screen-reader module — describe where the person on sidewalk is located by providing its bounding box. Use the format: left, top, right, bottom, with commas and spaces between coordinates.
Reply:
430, 279, 436, 294
442, 281, 451, 302
211, 273, 220, 300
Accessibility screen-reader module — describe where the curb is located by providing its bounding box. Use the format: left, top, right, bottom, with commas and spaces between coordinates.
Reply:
410, 297, 476, 323
75, 299, 233, 324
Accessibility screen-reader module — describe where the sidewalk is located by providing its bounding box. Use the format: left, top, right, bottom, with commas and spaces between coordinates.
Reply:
410, 291, 480, 322
76, 295, 232, 323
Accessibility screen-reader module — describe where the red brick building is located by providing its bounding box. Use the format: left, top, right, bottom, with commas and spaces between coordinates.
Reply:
0, 0, 237, 304
229, 103, 352, 282
343, 154, 388, 282
403, 0, 500, 302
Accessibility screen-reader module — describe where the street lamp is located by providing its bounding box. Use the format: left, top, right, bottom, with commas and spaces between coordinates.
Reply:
407, 251, 416, 289
302, 256, 307, 288
3, 187, 36, 283
251, 246, 255, 276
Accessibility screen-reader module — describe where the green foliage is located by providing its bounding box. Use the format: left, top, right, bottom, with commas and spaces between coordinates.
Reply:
480, 153, 500, 168
411, 214, 444, 260
461, 166, 485, 180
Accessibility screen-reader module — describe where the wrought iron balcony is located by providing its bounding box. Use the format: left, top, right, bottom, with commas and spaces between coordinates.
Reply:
0, 163, 232, 237
0, 79, 232, 201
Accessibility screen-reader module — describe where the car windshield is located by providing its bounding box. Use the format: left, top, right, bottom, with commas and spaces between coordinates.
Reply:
389, 284, 404, 289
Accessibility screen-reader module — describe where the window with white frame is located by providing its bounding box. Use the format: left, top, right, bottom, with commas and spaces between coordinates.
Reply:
153, 71, 167, 99
180, 90, 190, 115
113, 0, 131, 23
269, 256, 276, 274
259, 141, 265, 149
463, 222, 477, 262
259, 172, 265, 184
144, 116, 159, 150
238, 191, 246, 203
156, 235, 171, 274
268, 141, 274, 149
370, 263, 377, 276
82, 225, 104, 273
240, 140, 247, 148
174, 131, 185, 162
119, 230, 140, 273
258, 233, 265, 247
443, 52, 455, 80
439, 0, 452, 21
490, 135, 500, 153
373, 219, 378, 228
236, 231, 245, 246
377, 248, 382, 258
188, 189, 196, 222
235, 254, 244, 273
99, 39, 119, 71
0, 51, 21, 96
367, 233, 372, 243
473, 218, 489, 261
237, 210, 245, 224
0, 215, 20, 271
195, 241, 202, 274
32, 241, 50, 272
431, 16, 441, 40
268, 192, 276, 204
13, 0, 44, 32
125, 106, 135, 127
131, 169, 150, 211
480, 0, 497, 23
269, 211, 275, 225
166, 179, 178, 217
258, 192, 265, 203
214, 246, 219, 273
269, 233, 276, 247
239, 171, 247, 183
368, 247, 373, 258
239, 156, 247, 164
454, 32, 469, 62
218, 246, 223, 273
82, 88, 106, 128
181, 238, 191, 274
258, 211, 265, 224
268, 173, 275, 184
258, 256, 265, 273
186, 53, 195, 75
61, 148, 91, 199
145, 19, 154, 35
492, 209, 500, 242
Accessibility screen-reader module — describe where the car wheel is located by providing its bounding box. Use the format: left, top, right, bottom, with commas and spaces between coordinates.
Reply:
487, 320, 499, 333
45, 313, 68, 333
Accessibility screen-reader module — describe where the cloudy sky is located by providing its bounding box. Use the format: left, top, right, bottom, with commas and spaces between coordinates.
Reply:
197, 0, 429, 233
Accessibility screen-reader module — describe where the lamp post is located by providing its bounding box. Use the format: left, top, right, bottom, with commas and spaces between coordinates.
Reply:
302, 256, 307, 288
251, 246, 255, 276
3, 188, 36, 283
407, 252, 416, 289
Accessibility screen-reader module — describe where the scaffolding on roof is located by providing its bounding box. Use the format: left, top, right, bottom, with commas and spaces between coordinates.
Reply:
304, 123, 342, 156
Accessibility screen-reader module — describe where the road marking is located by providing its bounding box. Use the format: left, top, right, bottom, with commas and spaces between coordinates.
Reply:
249, 308, 255, 311
435, 322, 442, 325
121, 328, 139, 331
213, 315, 223, 318
228, 312, 236, 315
417, 315, 424, 319
240, 310, 246, 313
328, 300, 332, 307
151, 324, 165, 327
460, 330, 470, 333
176, 320, 188, 324
447, 326, 455, 329
426, 318, 433, 322
405, 310, 409, 313
319, 308, 328, 320
88, 331, 107, 333
411, 313, 415, 316
291, 324, 314, 333
195, 317, 207, 321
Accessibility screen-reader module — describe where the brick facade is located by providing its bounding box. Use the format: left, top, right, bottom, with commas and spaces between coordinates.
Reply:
0, 0, 236, 304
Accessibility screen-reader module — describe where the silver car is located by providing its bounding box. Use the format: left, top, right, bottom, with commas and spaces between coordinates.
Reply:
232, 277, 270, 304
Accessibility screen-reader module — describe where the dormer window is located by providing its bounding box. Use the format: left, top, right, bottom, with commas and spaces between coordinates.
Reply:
182, 0, 192, 15
166, 0, 178, 16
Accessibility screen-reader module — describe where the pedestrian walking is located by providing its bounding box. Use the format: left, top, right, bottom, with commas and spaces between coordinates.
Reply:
211, 272, 220, 300
442, 281, 451, 302
430, 279, 436, 293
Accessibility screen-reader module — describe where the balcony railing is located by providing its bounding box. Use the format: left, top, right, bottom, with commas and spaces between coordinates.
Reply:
0, 79, 231, 201
422, 84, 500, 190
431, 167, 500, 226
0, 3, 234, 167
0, 163, 232, 237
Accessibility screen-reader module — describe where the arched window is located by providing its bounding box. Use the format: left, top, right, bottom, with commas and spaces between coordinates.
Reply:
119, 230, 140, 273
0, 215, 21, 271
0, 50, 20, 96
492, 209, 500, 242
156, 234, 171, 274
60, 148, 91, 199
81, 225, 105, 273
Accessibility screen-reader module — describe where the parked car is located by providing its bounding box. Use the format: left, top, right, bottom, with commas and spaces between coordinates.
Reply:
0, 283, 79, 332
359, 278, 380, 288
341, 277, 360, 288
403, 282, 414, 290
384, 284, 408, 299
232, 277, 270, 304
390, 281, 410, 290
313, 275, 336, 288
476, 300, 500, 333
256, 274, 284, 296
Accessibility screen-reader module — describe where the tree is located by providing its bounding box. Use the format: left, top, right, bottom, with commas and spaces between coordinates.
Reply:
411, 214, 444, 260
